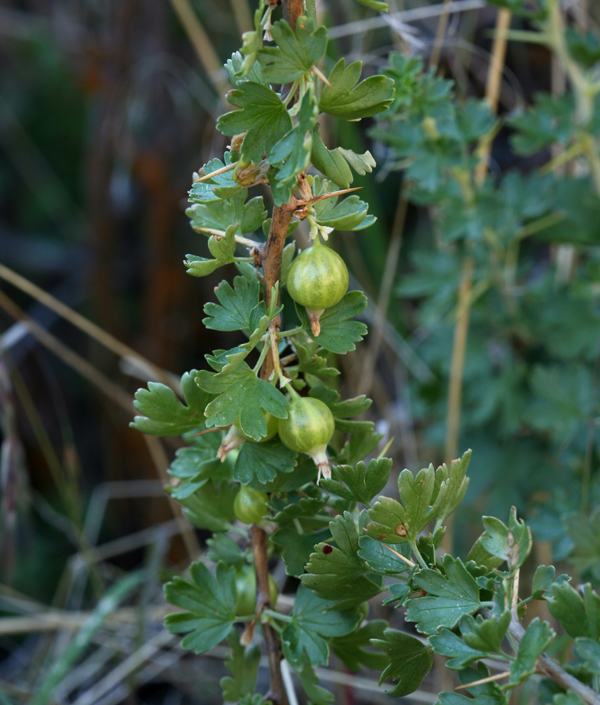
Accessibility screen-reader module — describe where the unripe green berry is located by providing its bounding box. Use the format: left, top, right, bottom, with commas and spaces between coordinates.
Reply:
235, 565, 279, 617
234, 485, 269, 525
278, 396, 335, 483
286, 239, 349, 337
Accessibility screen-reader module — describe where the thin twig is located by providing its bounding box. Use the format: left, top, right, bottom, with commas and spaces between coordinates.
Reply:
253, 525, 287, 705
249, 5, 302, 702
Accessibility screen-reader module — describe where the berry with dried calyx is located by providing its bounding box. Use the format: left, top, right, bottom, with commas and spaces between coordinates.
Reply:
286, 236, 349, 337
277, 394, 335, 483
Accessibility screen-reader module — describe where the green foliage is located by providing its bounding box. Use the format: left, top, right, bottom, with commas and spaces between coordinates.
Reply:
357, 536, 412, 574
220, 631, 261, 702
197, 362, 289, 441
271, 526, 330, 577
372, 630, 435, 697
168, 432, 223, 499
164, 562, 237, 653
547, 582, 600, 640
365, 450, 472, 545
406, 555, 482, 634
302, 511, 383, 608
331, 620, 388, 672
510, 619, 555, 685
478, 509, 532, 572
217, 82, 292, 164
296, 291, 368, 353
258, 17, 327, 84
320, 59, 395, 121
174, 479, 238, 533
281, 585, 362, 667
203, 275, 263, 332
130, 371, 210, 436
234, 439, 297, 484
321, 457, 392, 505
268, 90, 319, 188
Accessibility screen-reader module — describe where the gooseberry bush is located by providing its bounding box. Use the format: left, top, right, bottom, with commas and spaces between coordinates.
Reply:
130, 2, 600, 704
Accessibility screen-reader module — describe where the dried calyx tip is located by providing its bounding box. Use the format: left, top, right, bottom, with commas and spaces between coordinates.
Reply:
309, 447, 331, 484
307, 308, 324, 337
217, 426, 245, 462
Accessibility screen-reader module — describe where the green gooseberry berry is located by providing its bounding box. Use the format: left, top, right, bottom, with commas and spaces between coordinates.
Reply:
234, 485, 269, 525
286, 237, 349, 337
235, 564, 279, 618
277, 396, 335, 483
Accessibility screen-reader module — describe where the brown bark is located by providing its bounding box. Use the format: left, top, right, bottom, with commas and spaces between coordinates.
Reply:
250, 5, 304, 703
282, 0, 304, 29
252, 525, 288, 705
259, 206, 293, 383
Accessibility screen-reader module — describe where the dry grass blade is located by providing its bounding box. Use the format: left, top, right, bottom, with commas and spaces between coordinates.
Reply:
327, 0, 485, 40
0, 289, 134, 412
169, 0, 230, 96
0, 263, 180, 394
382, 543, 416, 568
229, 0, 254, 35
0, 290, 200, 561
430, 0, 454, 69
358, 195, 408, 396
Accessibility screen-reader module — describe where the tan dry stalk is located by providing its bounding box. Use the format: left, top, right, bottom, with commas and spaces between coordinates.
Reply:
358, 195, 408, 397
169, 0, 230, 96
443, 9, 512, 566
444, 8, 512, 469
0, 263, 179, 393
0, 289, 199, 561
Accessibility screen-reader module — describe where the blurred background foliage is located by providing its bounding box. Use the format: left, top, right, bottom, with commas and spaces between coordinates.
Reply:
1, 0, 600, 702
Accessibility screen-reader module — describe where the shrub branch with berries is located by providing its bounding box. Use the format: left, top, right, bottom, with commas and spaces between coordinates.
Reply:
131, 2, 600, 705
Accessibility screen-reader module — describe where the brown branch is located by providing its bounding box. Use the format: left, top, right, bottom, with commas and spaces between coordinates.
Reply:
282, 0, 304, 31
249, 5, 303, 703
259, 205, 293, 382
508, 615, 600, 705
252, 525, 288, 705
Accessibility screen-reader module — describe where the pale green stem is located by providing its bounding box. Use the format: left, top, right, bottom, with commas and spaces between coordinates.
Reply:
263, 609, 293, 623
277, 325, 305, 339
409, 541, 428, 570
